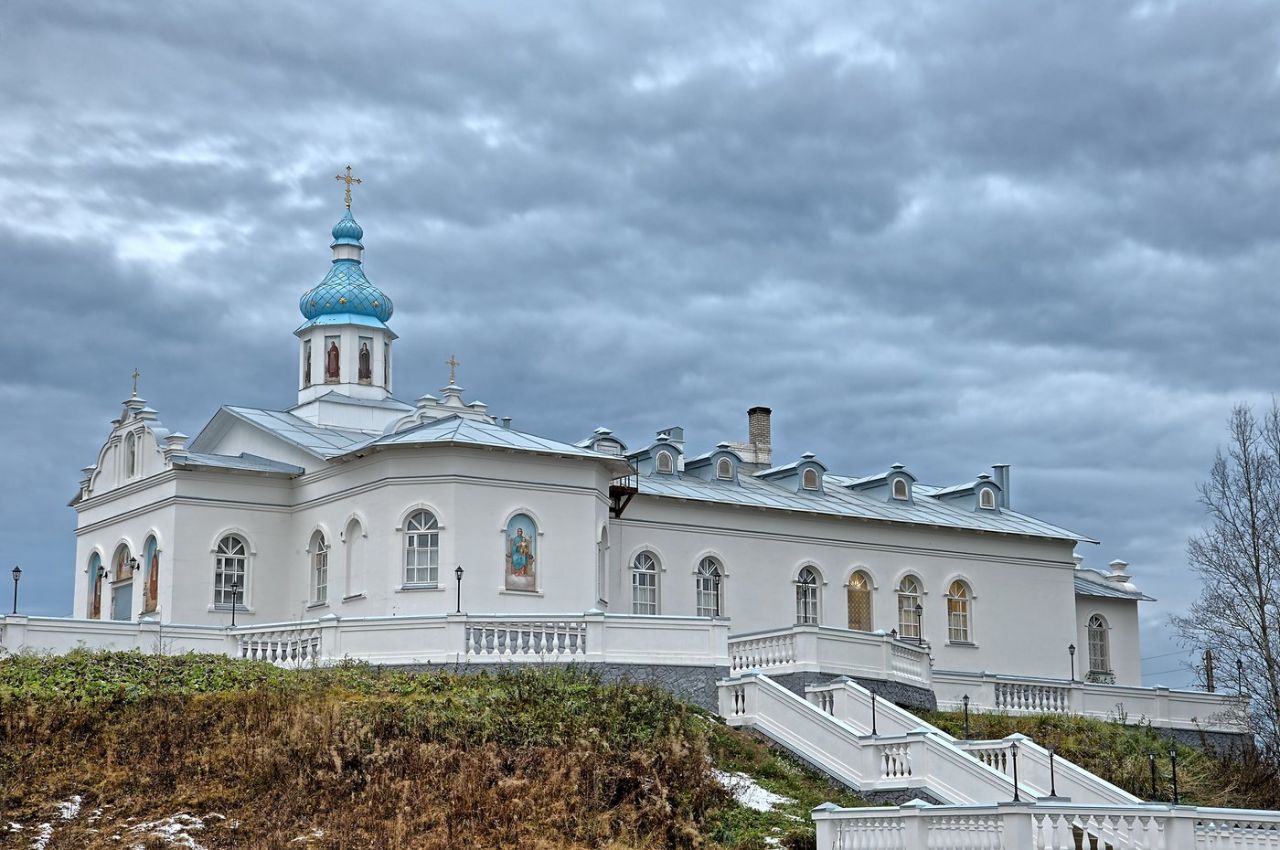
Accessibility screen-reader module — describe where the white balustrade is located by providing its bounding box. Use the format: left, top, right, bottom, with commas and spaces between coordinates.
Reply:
727, 625, 932, 688
729, 631, 797, 671
465, 618, 587, 658
237, 626, 322, 664
994, 681, 1070, 713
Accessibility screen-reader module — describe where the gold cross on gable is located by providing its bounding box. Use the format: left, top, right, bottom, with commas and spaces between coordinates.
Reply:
131, 367, 140, 397
335, 165, 362, 209
447, 354, 460, 385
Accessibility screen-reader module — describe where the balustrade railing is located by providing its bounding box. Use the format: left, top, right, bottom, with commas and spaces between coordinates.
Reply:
994, 681, 1071, 713
727, 625, 932, 688
728, 631, 797, 671
237, 626, 322, 664
464, 618, 588, 658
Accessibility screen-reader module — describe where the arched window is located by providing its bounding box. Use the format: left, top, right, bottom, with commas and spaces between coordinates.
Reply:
214, 535, 247, 608
802, 468, 820, 490
110, 544, 133, 621
404, 510, 440, 586
892, 478, 909, 500
979, 488, 996, 509
656, 451, 674, 474
87, 552, 103, 619
631, 551, 659, 614
947, 580, 972, 643
795, 567, 820, 625
124, 433, 138, 478
1088, 614, 1111, 674
142, 535, 159, 614
717, 457, 734, 480
847, 570, 873, 632
310, 531, 329, 605
696, 557, 723, 617
897, 576, 922, 639
344, 518, 364, 599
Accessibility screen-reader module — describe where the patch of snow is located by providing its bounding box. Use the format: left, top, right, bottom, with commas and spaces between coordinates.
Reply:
712, 769, 796, 812
58, 795, 83, 820
7, 823, 22, 831
128, 814, 207, 850
290, 829, 326, 843
29, 822, 53, 850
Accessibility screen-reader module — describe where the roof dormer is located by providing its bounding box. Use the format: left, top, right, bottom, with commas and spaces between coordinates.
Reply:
628, 433, 684, 475
932, 473, 1003, 513
578, 427, 628, 457
685, 443, 742, 483
757, 451, 827, 494
844, 462, 917, 504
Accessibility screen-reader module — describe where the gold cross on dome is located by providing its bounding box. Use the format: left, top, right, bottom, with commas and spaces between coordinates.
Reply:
131, 367, 140, 397
335, 165, 362, 209
447, 354, 460, 384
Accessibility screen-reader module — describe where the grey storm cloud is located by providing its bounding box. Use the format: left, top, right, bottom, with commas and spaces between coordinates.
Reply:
3, 0, 1279, 686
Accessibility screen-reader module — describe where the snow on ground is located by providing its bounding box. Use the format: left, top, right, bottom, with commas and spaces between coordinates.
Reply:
712, 769, 795, 812
128, 813, 208, 850
57, 795, 83, 820
28, 822, 53, 850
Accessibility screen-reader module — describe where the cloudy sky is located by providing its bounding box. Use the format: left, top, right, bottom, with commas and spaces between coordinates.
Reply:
4, 1, 1279, 686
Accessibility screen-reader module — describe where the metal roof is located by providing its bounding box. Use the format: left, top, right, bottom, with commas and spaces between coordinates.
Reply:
1074, 570, 1155, 601
366, 415, 622, 461
174, 452, 305, 476
219, 407, 375, 457
637, 471, 1095, 542
301, 392, 414, 411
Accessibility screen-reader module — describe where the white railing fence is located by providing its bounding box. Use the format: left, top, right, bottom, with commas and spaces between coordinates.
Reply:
236, 625, 323, 664
727, 625, 932, 687
464, 618, 589, 658
814, 800, 1280, 850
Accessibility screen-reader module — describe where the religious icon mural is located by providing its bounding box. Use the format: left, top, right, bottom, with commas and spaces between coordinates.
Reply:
504, 513, 538, 591
143, 535, 159, 614
302, 339, 312, 387
358, 337, 373, 384
325, 337, 341, 382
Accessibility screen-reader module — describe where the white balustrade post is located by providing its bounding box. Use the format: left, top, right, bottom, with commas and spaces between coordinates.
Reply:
880, 634, 895, 681
794, 626, 818, 671
1164, 808, 1195, 847
317, 613, 341, 664
708, 616, 731, 666
811, 803, 840, 850
584, 610, 606, 662
1153, 686, 1171, 726
998, 802, 1035, 846
1067, 680, 1083, 714
899, 801, 929, 848
137, 616, 161, 653
445, 612, 468, 664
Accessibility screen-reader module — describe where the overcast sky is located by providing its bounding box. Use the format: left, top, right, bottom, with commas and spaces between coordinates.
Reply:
4, 1, 1279, 687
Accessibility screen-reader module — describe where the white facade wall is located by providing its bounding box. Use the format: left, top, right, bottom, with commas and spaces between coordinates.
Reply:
1075, 595, 1142, 686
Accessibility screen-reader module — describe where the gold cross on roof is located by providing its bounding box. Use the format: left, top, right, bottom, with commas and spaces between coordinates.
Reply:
131, 367, 140, 397
447, 354, 460, 385
335, 165, 362, 209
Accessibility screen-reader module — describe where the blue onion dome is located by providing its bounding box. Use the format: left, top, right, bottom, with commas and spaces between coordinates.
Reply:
330, 209, 364, 245
298, 212, 394, 323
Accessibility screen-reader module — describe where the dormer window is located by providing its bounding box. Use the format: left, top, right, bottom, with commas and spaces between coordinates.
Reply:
716, 457, 734, 480
801, 468, 820, 490
892, 478, 909, 500
979, 488, 996, 509
656, 450, 675, 474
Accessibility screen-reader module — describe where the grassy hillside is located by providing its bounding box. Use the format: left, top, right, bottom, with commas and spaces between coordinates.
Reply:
922, 709, 1280, 810
0, 652, 860, 850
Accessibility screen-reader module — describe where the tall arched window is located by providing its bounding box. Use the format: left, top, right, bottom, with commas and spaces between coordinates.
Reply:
897, 576, 922, 639
947, 580, 972, 643
110, 544, 133, 621
696, 557, 723, 617
344, 518, 364, 599
404, 510, 440, 586
142, 535, 159, 614
717, 457, 734, 480
310, 531, 329, 605
1088, 614, 1111, 675
214, 535, 247, 608
847, 571, 873, 632
631, 551, 659, 614
796, 567, 820, 625
87, 552, 103, 619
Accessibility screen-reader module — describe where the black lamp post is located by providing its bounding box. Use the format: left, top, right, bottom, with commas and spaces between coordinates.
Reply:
962, 694, 970, 739
1068, 644, 1076, 683
10, 565, 20, 615
229, 580, 239, 628
914, 602, 924, 645
870, 691, 878, 735
454, 565, 464, 614
1048, 746, 1058, 798
1148, 752, 1158, 800
1010, 741, 1021, 802
1170, 748, 1179, 805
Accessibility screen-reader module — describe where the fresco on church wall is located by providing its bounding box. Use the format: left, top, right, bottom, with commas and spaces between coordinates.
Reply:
325, 336, 340, 382
358, 337, 373, 384
504, 513, 537, 591
143, 536, 159, 614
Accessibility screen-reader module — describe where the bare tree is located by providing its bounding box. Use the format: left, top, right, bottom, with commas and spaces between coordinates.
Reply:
1173, 403, 1280, 753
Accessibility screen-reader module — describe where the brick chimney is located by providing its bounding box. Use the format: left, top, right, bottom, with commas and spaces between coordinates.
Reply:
747, 406, 772, 467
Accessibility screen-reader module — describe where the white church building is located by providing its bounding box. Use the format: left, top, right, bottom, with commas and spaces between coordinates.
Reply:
2, 190, 1242, 745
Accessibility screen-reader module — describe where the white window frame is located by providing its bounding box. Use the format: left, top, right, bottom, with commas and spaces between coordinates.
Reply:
897, 575, 922, 638
695, 557, 723, 617
631, 551, 660, 615
716, 457, 734, 480
946, 580, 972, 643
1088, 614, 1111, 674
847, 570, 873, 632
213, 535, 248, 608
795, 567, 820, 625
979, 488, 996, 509
801, 467, 820, 490
892, 478, 909, 500
404, 510, 440, 586
656, 451, 674, 474
310, 532, 329, 605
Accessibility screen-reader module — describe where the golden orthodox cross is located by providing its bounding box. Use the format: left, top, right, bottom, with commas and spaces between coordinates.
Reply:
335, 165, 362, 209
447, 354, 460, 384
131, 367, 140, 397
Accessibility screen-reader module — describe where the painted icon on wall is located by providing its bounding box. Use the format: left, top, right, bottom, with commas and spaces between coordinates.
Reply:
504, 513, 537, 591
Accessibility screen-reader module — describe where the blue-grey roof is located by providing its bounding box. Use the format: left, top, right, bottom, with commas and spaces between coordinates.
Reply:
1074, 569, 1154, 601
214, 407, 375, 457
174, 452, 305, 476
304, 391, 414, 411
366, 415, 623, 461
636, 471, 1095, 542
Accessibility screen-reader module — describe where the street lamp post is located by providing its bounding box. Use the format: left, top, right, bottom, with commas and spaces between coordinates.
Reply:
1148, 752, 1158, 800
914, 602, 924, 646
1068, 644, 1076, 683
454, 565, 464, 614
229, 580, 239, 628
1010, 741, 1021, 802
962, 694, 970, 740
1170, 748, 1180, 805
10, 565, 20, 615
870, 691, 878, 736
1048, 746, 1058, 797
